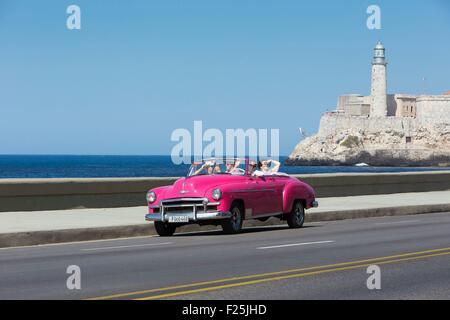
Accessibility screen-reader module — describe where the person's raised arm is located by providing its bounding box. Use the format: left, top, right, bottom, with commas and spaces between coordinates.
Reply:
233, 160, 241, 172
194, 164, 207, 175
269, 160, 281, 173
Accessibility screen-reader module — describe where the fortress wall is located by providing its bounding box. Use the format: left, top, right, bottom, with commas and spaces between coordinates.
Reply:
318, 113, 416, 136
416, 96, 450, 121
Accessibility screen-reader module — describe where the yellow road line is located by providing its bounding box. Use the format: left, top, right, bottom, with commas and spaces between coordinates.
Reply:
87, 246, 450, 300
137, 251, 450, 300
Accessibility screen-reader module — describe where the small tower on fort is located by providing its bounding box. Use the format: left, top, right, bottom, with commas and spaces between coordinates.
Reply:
370, 41, 388, 117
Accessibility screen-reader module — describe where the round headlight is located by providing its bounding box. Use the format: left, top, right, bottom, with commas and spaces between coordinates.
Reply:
146, 191, 156, 203
211, 188, 222, 200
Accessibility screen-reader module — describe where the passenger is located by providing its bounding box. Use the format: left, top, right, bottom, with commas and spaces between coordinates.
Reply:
249, 159, 281, 176
194, 161, 221, 175
193, 161, 212, 175
259, 159, 280, 174
248, 160, 261, 176
226, 160, 240, 174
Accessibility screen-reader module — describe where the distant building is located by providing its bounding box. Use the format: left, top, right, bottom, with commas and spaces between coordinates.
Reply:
336, 41, 450, 120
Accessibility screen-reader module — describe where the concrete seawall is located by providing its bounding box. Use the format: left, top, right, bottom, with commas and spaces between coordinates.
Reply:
1, 171, 450, 212
301, 171, 450, 197
0, 177, 178, 212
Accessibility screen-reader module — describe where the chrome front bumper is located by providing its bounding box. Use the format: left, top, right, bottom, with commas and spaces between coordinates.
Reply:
312, 200, 319, 208
146, 198, 231, 223
145, 210, 232, 222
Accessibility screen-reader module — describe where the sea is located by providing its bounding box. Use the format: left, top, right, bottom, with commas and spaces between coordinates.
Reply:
0, 155, 448, 179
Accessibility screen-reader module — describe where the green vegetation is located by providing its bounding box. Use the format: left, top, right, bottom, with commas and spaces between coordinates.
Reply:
340, 135, 361, 148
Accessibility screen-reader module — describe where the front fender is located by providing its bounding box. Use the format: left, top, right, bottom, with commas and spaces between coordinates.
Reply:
206, 186, 239, 213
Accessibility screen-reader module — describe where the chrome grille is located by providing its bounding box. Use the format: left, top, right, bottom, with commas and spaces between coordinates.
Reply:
153, 198, 219, 222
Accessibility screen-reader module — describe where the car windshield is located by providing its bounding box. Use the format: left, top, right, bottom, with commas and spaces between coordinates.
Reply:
187, 158, 247, 177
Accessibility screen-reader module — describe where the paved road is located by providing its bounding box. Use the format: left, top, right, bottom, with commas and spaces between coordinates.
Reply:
0, 212, 450, 299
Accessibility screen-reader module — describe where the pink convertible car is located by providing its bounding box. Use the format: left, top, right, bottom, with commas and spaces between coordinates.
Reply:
145, 158, 318, 236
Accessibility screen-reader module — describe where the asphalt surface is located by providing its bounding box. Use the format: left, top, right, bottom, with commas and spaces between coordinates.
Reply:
0, 212, 450, 300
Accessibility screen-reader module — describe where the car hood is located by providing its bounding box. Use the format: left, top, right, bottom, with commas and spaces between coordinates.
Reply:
160, 175, 237, 199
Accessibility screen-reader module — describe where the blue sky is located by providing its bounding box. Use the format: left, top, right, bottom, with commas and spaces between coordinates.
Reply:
0, 0, 449, 155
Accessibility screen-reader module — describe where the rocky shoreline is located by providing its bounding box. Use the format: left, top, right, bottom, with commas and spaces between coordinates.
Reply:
285, 151, 450, 167
286, 113, 450, 167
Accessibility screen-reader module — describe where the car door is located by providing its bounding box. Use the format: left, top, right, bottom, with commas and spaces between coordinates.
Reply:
249, 175, 277, 216
266, 175, 286, 213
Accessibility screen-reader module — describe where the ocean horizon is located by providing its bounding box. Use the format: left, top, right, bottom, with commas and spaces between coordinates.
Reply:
0, 155, 448, 179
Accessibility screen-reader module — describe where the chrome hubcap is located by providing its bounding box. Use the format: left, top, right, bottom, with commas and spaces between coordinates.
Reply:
296, 204, 304, 224
231, 208, 241, 229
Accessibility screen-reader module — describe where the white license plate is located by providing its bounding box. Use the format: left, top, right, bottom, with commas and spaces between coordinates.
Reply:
168, 215, 190, 223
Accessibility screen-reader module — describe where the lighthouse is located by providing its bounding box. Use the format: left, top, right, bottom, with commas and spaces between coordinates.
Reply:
370, 41, 388, 117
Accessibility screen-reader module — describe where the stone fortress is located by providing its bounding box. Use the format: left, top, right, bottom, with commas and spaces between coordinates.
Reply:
287, 42, 450, 166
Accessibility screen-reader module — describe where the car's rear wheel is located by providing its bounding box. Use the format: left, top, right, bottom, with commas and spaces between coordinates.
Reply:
154, 221, 176, 237
221, 203, 244, 234
287, 201, 305, 228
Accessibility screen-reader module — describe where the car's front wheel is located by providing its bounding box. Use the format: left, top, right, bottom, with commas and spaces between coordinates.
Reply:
221, 203, 244, 234
154, 221, 176, 237
287, 201, 305, 228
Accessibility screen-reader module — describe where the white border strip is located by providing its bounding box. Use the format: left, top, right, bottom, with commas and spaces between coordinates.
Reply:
82, 242, 173, 251
257, 240, 335, 250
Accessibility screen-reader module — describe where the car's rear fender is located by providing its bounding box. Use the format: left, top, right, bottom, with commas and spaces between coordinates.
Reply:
282, 181, 316, 213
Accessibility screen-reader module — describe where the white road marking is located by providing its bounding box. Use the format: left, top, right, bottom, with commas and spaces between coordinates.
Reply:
257, 240, 335, 250
0, 235, 160, 251
374, 220, 421, 226
82, 242, 173, 251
